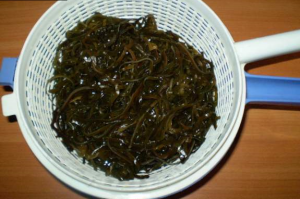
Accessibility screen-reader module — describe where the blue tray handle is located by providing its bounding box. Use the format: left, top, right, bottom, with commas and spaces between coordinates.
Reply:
0, 57, 18, 89
246, 72, 300, 104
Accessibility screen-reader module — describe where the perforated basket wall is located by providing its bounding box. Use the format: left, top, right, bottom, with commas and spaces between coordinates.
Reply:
23, 0, 235, 192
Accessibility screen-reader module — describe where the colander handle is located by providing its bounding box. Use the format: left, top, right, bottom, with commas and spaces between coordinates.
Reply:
245, 73, 300, 104
0, 57, 18, 116
234, 30, 300, 104
235, 29, 300, 64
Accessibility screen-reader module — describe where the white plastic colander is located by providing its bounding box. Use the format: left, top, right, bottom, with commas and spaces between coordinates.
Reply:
1, 0, 300, 198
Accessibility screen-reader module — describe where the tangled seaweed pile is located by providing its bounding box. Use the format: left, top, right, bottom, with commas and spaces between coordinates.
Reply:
48, 13, 219, 180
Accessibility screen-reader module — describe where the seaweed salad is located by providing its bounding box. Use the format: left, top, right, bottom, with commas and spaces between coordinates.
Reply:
48, 13, 219, 180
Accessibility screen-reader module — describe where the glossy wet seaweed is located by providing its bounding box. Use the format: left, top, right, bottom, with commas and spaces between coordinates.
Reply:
48, 13, 219, 180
